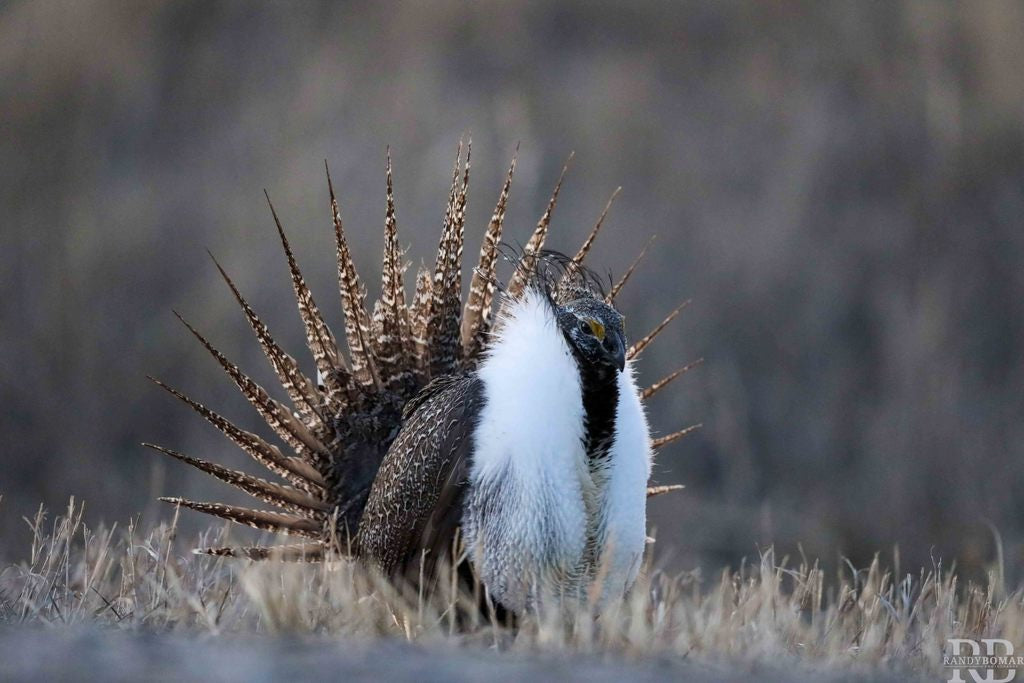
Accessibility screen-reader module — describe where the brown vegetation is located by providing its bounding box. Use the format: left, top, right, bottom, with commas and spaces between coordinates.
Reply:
2, 499, 1021, 680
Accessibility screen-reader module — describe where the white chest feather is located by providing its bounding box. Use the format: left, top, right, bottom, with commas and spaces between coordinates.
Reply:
591, 364, 652, 600
462, 290, 651, 613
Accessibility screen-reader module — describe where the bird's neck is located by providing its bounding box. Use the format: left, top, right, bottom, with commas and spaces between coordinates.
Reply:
574, 358, 619, 461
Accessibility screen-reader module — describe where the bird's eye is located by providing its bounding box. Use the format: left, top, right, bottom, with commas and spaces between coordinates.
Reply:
578, 317, 606, 340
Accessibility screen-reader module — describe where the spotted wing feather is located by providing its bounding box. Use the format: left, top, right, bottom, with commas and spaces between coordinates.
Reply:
357, 375, 484, 577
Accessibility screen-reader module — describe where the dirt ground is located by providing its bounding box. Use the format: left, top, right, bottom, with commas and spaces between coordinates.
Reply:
0, 627, 924, 683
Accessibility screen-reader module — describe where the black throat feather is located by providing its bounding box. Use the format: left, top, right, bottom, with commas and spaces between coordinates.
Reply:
573, 354, 619, 461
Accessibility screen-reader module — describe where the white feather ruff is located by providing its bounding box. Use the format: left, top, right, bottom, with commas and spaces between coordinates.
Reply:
592, 363, 652, 602
464, 289, 588, 613
463, 288, 652, 613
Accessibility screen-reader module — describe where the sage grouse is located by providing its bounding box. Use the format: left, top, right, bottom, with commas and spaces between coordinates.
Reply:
148, 145, 698, 615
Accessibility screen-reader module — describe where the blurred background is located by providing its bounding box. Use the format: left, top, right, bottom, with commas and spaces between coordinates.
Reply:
2, 0, 1023, 583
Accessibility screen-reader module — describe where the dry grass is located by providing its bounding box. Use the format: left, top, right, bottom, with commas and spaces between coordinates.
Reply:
1, 499, 1021, 680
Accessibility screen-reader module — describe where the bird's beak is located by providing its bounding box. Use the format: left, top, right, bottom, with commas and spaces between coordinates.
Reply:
606, 330, 626, 372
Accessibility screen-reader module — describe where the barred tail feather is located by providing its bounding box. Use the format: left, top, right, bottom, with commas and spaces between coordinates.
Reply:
410, 266, 433, 377
172, 311, 330, 465
627, 299, 691, 360
651, 424, 702, 451
461, 148, 516, 361
144, 443, 329, 515
208, 253, 327, 430
327, 162, 382, 390
265, 192, 351, 404
607, 236, 655, 305
194, 543, 326, 561
506, 152, 573, 298
427, 140, 470, 378
148, 377, 326, 492
646, 484, 685, 498
375, 148, 412, 390
572, 186, 620, 266
641, 358, 704, 401
159, 498, 322, 538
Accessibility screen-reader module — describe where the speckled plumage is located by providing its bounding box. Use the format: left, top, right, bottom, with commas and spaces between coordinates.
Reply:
357, 374, 484, 576
149, 146, 699, 614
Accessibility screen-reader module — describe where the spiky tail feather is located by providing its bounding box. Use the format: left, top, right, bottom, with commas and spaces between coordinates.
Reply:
150, 147, 697, 558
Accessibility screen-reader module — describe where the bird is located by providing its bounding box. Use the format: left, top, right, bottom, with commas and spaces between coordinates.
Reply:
146, 143, 699, 615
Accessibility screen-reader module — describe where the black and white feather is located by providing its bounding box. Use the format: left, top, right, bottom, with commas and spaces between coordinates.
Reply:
148, 145, 699, 614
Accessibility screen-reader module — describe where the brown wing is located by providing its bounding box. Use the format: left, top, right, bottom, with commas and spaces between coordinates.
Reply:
355, 374, 485, 577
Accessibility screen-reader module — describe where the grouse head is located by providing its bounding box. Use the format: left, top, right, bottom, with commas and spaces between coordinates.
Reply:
557, 297, 626, 372
517, 248, 627, 374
